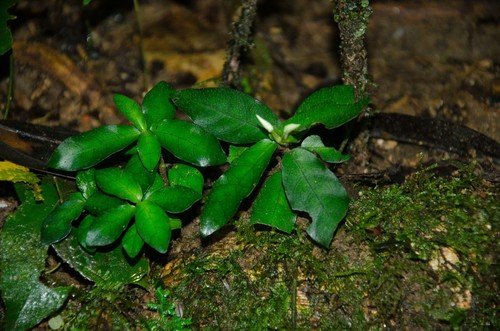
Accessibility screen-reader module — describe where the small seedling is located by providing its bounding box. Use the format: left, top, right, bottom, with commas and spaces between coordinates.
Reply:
42, 81, 368, 258
146, 288, 192, 331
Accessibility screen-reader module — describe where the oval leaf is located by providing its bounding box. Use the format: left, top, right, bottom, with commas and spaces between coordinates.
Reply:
84, 191, 126, 215
283, 85, 368, 132
155, 119, 226, 167
142, 81, 176, 128
125, 154, 157, 193
76, 215, 97, 253
146, 186, 201, 213
250, 171, 296, 233
95, 167, 143, 203
113, 94, 147, 132
201, 139, 277, 236
122, 224, 144, 259
48, 125, 140, 171
175, 88, 280, 144
85, 204, 135, 247
282, 147, 349, 248
168, 163, 204, 194
76, 168, 97, 199
41, 194, 85, 245
135, 201, 172, 253
137, 131, 161, 172
301, 135, 350, 163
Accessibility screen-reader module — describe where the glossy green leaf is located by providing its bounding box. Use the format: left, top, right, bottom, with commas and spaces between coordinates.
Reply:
0, 181, 70, 331
76, 215, 96, 253
84, 191, 125, 215
155, 119, 226, 167
301, 135, 350, 163
95, 167, 143, 203
135, 201, 172, 253
113, 94, 147, 132
142, 81, 176, 128
53, 231, 149, 286
175, 88, 280, 144
282, 148, 349, 248
125, 154, 157, 193
48, 125, 140, 171
168, 163, 204, 194
144, 174, 167, 197
137, 131, 161, 172
283, 85, 368, 132
76, 168, 97, 199
146, 186, 201, 213
122, 224, 144, 259
201, 139, 277, 236
227, 145, 248, 164
250, 171, 296, 233
41, 193, 85, 245
85, 204, 135, 247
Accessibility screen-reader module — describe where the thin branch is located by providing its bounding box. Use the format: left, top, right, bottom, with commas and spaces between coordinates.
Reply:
221, 0, 258, 89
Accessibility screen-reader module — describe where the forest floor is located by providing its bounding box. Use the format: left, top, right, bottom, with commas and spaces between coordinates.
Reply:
0, 0, 499, 329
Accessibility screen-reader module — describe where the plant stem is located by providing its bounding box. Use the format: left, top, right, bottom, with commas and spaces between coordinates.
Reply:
221, 0, 258, 89
4, 52, 14, 119
133, 0, 148, 91
332, 0, 373, 99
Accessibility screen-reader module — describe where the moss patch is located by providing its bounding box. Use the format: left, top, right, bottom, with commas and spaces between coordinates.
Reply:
165, 163, 498, 330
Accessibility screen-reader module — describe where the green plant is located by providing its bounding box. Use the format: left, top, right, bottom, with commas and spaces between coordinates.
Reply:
145, 287, 192, 331
42, 81, 367, 257
42, 82, 213, 258
0, 0, 15, 56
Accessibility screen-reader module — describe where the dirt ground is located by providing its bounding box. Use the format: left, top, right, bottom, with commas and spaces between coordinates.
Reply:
0, 0, 499, 329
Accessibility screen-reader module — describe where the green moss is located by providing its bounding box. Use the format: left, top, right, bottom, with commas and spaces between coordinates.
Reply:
166, 163, 498, 330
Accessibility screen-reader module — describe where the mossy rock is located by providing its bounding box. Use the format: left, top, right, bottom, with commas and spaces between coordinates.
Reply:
162, 163, 499, 330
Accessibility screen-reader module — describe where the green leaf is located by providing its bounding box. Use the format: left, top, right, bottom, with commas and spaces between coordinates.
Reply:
155, 119, 226, 167
122, 224, 144, 259
250, 171, 296, 233
53, 231, 149, 286
48, 125, 140, 171
0, 0, 16, 56
142, 81, 176, 128
145, 174, 167, 196
125, 154, 157, 193
41, 193, 85, 245
146, 186, 201, 213
95, 167, 143, 203
76, 215, 96, 253
135, 201, 172, 253
301, 135, 350, 163
113, 94, 147, 132
85, 204, 135, 247
76, 168, 97, 199
137, 131, 161, 172
175, 88, 280, 144
227, 145, 248, 164
84, 191, 125, 215
281, 148, 349, 248
283, 85, 368, 132
0, 181, 70, 331
168, 163, 204, 194
201, 139, 277, 236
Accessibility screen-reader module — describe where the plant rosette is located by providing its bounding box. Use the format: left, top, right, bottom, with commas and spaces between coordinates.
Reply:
43, 81, 368, 255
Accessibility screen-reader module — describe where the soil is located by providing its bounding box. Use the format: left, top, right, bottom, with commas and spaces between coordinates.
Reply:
0, 0, 499, 330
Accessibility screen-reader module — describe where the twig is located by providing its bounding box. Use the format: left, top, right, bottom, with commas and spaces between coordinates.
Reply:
332, 0, 373, 99
221, 0, 259, 89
